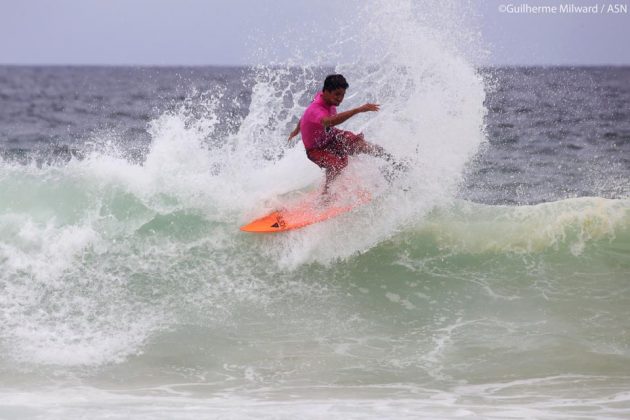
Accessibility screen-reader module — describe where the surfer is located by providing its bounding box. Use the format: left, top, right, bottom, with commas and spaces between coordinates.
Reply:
288, 74, 403, 195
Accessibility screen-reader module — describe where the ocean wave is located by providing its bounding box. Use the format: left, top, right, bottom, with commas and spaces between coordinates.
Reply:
416, 197, 630, 256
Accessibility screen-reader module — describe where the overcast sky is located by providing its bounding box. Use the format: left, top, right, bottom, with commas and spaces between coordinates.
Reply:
1, 0, 629, 66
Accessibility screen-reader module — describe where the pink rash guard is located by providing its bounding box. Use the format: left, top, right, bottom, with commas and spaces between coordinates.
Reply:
300, 92, 337, 150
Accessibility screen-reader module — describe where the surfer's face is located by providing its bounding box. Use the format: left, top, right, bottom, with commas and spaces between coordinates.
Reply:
323, 88, 346, 106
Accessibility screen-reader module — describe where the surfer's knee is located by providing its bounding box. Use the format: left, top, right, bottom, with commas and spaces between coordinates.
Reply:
328, 156, 348, 175
332, 159, 348, 174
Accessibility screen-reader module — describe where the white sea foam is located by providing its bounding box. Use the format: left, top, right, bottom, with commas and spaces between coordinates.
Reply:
221, 0, 488, 267
1, 378, 628, 419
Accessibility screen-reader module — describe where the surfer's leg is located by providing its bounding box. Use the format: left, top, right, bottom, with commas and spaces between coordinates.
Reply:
341, 131, 409, 183
323, 155, 348, 194
307, 149, 348, 194
342, 131, 395, 160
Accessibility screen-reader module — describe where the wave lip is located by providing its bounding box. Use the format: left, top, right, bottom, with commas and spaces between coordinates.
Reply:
418, 197, 630, 256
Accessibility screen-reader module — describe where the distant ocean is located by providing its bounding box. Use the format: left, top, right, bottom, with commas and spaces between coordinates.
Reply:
1, 4, 629, 420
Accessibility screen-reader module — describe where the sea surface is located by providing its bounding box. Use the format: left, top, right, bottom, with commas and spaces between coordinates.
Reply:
1, 4, 629, 419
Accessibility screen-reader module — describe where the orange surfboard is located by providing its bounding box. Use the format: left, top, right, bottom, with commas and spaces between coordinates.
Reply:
240, 190, 372, 233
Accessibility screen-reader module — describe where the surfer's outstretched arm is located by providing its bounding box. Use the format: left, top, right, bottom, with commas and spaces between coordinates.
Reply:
321, 103, 379, 128
288, 120, 300, 141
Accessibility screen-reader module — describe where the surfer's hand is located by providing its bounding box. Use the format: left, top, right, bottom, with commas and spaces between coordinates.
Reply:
358, 103, 380, 113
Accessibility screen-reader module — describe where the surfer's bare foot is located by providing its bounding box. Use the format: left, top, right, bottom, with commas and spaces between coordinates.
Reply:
318, 190, 338, 207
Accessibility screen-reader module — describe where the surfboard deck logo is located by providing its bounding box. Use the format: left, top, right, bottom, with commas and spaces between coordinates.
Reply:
240, 189, 371, 233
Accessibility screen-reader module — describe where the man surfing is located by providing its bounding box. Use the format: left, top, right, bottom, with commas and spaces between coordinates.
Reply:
288, 74, 403, 196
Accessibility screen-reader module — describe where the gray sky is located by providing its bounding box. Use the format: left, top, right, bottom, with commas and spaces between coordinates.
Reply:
477, 0, 630, 65
1, 0, 629, 66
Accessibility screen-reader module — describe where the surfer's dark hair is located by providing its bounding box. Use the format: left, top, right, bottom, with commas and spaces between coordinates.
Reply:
323, 74, 349, 92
